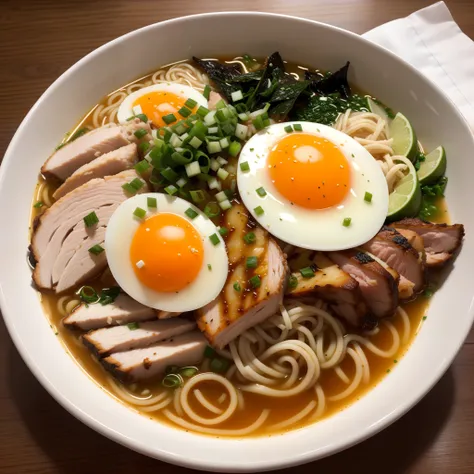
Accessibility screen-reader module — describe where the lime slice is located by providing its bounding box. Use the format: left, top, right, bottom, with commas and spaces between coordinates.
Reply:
367, 97, 391, 124
390, 112, 417, 161
417, 145, 446, 185
386, 158, 422, 222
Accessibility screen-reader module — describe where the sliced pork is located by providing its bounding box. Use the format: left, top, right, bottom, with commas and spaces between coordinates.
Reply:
83, 318, 196, 357
328, 250, 398, 319
53, 144, 138, 199
286, 251, 366, 326
31, 170, 148, 291
102, 331, 207, 383
362, 226, 425, 296
42, 125, 131, 180
391, 218, 464, 267
197, 204, 287, 349
63, 294, 155, 330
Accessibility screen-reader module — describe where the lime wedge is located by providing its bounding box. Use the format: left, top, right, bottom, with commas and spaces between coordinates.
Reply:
367, 97, 391, 124
417, 145, 446, 185
386, 158, 422, 222
390, 112, 417, 161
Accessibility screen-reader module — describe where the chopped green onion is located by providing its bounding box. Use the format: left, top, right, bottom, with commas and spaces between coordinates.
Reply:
217, 168, 229, 180
288, 275, 298, 289
139, 142, 150, 153
164, 185, 178, 196
219, 199, 232, 210
249, 275, 261, 289
127, 322, 140, 331
176, 177, 187, 188
133, 207, 146, 219
342, 217, 352, 227
254, 206, 264, 216
204, 345, 216, 358
130, 178, 145, 191
70, 127, 89, 141
162, 113, 177, 125
209, 233, 220, 245
253, 115, 264, 130
135, 113, 148, 123
88, 244, 104, 255
171, 150, 193, 165
293, 123, 303, 132
178, 106, 192, 117
190, 189, 206, 203
208, 177, 220, 190
179, 366, 198, 378
83, 211, 99, 227
197, 106, 210, 117
135, 159, 150, 175
210, 357, 230, 373
208, 141, 222, 154
215, 191, 227, 202
217, 157, 228, 166
207, 264, 212, 271
185, 98, 197, 109
256, 187, 267, 197
197, 151, 210, 173
284, 125, 293, 133
162, 373, 183, 389
122, 183, 137, 194
300, 266, 315, 278
229, 141, 242, 157
240, 161, 250, 172
169, 133, 183, 148
210, 158, 220, 172
185, 207, 198, 219
187, 136, 201, 149
238, 112, 249, 121
364, 192, 373, 203
185, 161, 201, 177
98, 286, 121, 306
134, 128, 148, 139
203, 85, 211, 100
161, 167, 179, 182
78, 286, 99, 304
215, 99, 226, 109
33, 201, 44, 208
231, 90, 244, 102
218, 227, 228, 237
147, 197, 157, 208
219, 137, 230, 149
204, 110, 217, 126
235, 123, 248, 140
246, 256, 258, 269
233, 282, 241, 292
243, 232, 256, 244
204, 201, 220, 218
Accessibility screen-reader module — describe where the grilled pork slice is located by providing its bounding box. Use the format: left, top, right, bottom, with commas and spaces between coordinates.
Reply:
362, 226, 425, 296
83, 318, 196, 357
53, 144, 138, 199
31, 170, 147, 291
63, 294, 155, 330
197, 204, 287, 349
328, 250, 398, 319
42, 125, 130, 180
392, 218, 464, 267
287, 251, 366, 326
102, 331, 207, 383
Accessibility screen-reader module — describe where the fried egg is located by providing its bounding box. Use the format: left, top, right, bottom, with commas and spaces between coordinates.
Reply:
237, 122, 389, 251
117, 83, 208, 127
105, 193, 228, 312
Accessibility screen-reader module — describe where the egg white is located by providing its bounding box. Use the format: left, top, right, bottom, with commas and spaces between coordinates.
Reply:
237, 122, 389, 251
105, 193, 228, 312
117, 83, 208, 124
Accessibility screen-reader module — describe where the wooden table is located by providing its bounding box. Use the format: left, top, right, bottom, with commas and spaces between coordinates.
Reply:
1, 0, 473, 472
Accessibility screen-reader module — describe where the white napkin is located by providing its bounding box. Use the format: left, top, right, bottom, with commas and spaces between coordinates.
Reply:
363, 1, 474, 130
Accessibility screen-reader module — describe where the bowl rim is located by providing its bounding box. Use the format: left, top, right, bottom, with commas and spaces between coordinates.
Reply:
1, 11, 473, 472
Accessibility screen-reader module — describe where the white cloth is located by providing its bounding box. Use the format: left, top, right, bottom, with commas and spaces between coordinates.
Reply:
363, 1, 474, 130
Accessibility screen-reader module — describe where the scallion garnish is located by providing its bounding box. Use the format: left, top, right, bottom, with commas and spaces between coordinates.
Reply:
135, 159, 150, 175
249, 275, 261, 289
185, 98, 197, 109
127, 322, 140, 331
162, 113, 177, 125
88, 244, 104, 255
161, 167, 180, 182
78, 286, 100, 304
135, 113, 148, 123
83, 211, 99, 227
210, 357, 230, 373
204, 201, 220, 218
288, 275, 298, 289
178, 106, 192, 118
203, 85, 211, 100
178, 366, 198, 378
243, 232, 256, 244
284, 125, 293, 133
233, 282, 241, 292
209, 233, 220, 246
162, 373, 183, 389
33, 201, 44, 208
246, 256, 258, 269
164, 185, 178, 196
218, 227, 228, 237
147, 197, 157, 208
254, 206, 264, 216
204, 345, 216, 358
139, 142, 150, 153
240, 161, 250, 172
293, 123, 303, 131
342, 217, 352, 227
256, 187, 267, 197
98, 286, 121, 305
197, 106, 209, 117
364, 192, 373, 203
207, 264, 212, 271
190, 189, 206, 203
300, 266, 315, 278
228, 141, 242, 157
133, 207, 146, 219
185, 207, 198, 219
231, 90, 244, 102
134, 128, 148, 139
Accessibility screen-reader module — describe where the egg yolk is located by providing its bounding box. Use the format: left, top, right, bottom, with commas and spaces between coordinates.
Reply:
132, 91, 195, 127
267, 133, 351, 209
130, 213, 204, 293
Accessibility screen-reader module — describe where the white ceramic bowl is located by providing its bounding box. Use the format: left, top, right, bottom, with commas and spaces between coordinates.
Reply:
1, 12, 473, 472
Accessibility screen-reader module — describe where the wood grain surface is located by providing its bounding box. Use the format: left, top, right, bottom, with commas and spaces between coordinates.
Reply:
1, 1, 474, 472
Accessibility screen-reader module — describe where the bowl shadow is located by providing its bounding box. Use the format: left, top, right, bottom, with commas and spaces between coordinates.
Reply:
7, 336, 454, 474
